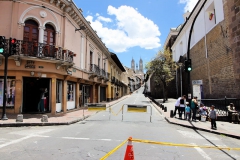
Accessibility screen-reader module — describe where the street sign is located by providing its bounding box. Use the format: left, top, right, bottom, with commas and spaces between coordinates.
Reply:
192, 80, 203, 85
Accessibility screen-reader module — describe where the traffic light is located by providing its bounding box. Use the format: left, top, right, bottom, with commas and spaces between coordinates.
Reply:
184, 59, 192, 72
0, 36, 6, 54
9, 38, 17, 55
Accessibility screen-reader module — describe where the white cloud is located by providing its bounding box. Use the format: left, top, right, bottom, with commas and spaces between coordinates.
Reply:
85, 5, 161, 53
96, 14, 112, 22
179, 0, 198, 12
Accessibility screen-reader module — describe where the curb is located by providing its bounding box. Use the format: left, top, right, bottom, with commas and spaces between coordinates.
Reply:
165, 117, 240, 139
0, 115, 91, 127
148, 97, 240, 140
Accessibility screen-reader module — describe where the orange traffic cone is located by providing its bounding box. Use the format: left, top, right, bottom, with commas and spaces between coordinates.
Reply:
124, 137, 134, 160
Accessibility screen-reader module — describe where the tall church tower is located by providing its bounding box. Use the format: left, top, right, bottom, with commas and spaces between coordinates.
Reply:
139, 58, 143, 73
131, 58, 135, 71
136, 63, 138, 73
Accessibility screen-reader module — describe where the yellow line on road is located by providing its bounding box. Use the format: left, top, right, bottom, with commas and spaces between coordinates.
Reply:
132, 139, 240, 151
110, 105, 123, 116
100, 139, 128, 160
100, 137, 240, 159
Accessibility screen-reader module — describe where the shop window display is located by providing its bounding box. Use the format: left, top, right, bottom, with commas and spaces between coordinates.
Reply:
67, 82, 75, 101
0, 79, 15, 107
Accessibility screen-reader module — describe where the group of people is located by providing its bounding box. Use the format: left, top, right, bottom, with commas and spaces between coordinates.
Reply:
174, 95, 218, 130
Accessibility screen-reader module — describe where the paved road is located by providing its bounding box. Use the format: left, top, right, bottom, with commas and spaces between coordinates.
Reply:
0, 87, 239, 160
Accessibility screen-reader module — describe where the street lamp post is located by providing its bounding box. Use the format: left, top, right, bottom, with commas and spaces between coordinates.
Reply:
0, 37, 16, 120
186, 0, 207, 101
161, 75, 166, 102
178, 62, 183, 96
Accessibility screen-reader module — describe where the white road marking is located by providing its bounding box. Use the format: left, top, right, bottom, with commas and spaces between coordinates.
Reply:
62, 137, 90, 140
33, 135, 50, 138
191, 143, 212, 160
0, 135, 34, 149
97, 139, 112, 141
177, 130, 219, 141
9, 129, 55, 136
0, 129, 54, 149
133, 94, 139, 104
61, 137, 123, 142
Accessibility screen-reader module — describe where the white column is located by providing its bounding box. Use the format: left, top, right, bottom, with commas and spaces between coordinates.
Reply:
55, 31, 60, 47
180, 66, 182, 96
81, 35, 84, 69
38, 26, 45, 43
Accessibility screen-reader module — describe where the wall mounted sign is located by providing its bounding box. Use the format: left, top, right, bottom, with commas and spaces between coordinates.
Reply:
192, 80, 203, 85
25, 60, 35, 69
67, 70, 72, 75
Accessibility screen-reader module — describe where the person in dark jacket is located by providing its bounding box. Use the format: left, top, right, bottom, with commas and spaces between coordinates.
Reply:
190, 96, 198, 121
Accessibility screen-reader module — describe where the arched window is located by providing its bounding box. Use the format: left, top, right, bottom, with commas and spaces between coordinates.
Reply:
23, 20, 39, 42
44, 24, 55, 45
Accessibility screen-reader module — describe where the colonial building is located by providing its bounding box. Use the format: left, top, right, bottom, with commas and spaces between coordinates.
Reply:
0, 0, 126, 116
171, 0, 240, 99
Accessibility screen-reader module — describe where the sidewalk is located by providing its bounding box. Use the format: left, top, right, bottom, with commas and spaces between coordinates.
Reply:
150, 98, 240, 139
0, 95, 129, 127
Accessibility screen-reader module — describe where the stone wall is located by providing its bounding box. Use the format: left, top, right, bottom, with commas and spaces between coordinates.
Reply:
189, 0, 240, 98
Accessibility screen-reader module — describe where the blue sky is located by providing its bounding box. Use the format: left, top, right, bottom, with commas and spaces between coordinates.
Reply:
74, 0, 198, 71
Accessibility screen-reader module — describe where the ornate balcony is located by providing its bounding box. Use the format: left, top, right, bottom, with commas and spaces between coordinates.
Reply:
9, 40, 74, 65
89, 64, 100, 79
97, 69, 104, 80
111, 76, 116, 84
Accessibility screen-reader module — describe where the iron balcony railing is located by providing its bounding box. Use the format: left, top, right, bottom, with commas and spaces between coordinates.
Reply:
101, 69, 106, 78
198, 98, 240, 116
5, 40, 74, 63
101, 69, 110, 80
89, 64, 100, 75
111, 76, 115, 83
106, 72, 110, 80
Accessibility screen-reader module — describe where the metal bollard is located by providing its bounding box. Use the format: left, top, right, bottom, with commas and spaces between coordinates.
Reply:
164, 106, 167, 112
170, 110, 174, 118
162, 105, 165, 110
41, 115, 48, 122
16, 114, 23, 122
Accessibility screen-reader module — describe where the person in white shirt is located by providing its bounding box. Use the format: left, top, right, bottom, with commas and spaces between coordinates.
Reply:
174, 95, 186, 118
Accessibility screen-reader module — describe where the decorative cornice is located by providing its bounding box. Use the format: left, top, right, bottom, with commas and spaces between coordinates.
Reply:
38, 0, 111, 57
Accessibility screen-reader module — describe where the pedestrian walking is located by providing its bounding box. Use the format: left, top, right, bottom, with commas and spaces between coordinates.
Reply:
179, 96, 186, 119
190, 96, 198, 121
185, 102, 191, 121
174, 95, 186, 118
209, 105, 217, 130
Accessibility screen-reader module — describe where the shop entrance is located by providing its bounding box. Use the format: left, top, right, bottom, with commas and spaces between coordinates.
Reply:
22, 77, 50, 113
100, 86, 106, 102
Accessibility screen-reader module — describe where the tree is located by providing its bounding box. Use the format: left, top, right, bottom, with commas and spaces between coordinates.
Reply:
145, 49, 177, 100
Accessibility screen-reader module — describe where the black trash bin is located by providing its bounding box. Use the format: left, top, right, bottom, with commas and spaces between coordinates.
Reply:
170, 110, 174, 118
164, 106, 167, 112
